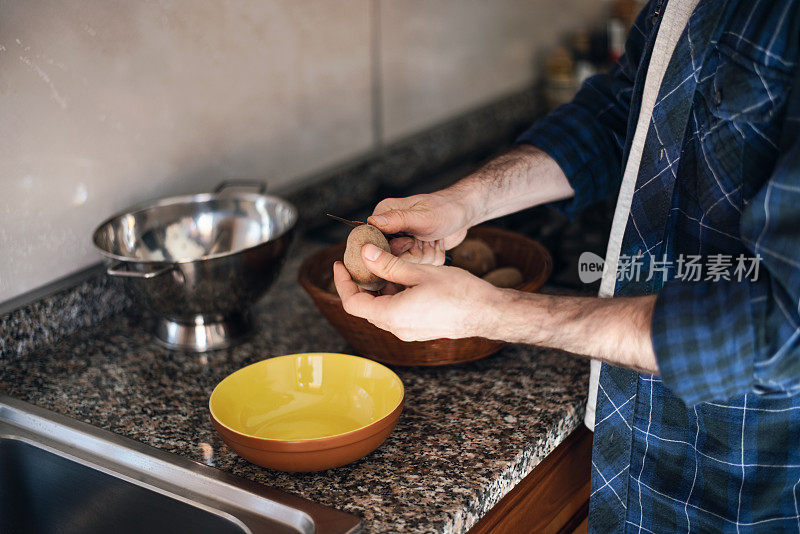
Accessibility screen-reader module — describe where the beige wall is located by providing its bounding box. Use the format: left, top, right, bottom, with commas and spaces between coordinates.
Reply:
380, 0, 605, 141
0, 0, 604, 303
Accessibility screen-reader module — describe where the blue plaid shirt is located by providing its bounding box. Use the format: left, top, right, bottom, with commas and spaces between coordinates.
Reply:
519, 1, 800, 531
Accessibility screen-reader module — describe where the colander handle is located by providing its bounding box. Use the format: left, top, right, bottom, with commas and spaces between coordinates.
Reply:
214, 180, 267, 194
106, 262, 175, 279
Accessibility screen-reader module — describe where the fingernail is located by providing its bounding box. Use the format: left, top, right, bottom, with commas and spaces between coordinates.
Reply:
372, 215, 388, 226
363, 243, 381, 261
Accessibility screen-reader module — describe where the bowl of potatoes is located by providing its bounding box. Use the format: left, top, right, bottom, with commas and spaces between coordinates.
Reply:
298, 225, 552, 366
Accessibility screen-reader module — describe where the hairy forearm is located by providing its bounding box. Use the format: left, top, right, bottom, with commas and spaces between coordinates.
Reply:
444, 145, 575, 225
482, 291, 659, 374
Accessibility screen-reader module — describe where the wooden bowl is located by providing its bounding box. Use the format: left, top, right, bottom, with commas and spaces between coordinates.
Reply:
209, 353, 404, 472
298, 226, 552, 366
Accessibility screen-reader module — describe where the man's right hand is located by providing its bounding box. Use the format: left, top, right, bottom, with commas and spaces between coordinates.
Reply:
367, 189, 475, 266
364, 145, 574, 267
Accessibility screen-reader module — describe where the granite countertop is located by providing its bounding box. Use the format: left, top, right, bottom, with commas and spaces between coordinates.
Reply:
0, 237, 589, 534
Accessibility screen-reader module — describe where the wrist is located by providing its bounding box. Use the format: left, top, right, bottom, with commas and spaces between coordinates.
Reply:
435, 180, 484, 229
471, 285, 519, 340
483, 289, 552, 344
453, 145, 573, 226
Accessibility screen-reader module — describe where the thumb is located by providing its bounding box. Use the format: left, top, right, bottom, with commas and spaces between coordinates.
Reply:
362, 243, 426, 286
367, 209, 417, 235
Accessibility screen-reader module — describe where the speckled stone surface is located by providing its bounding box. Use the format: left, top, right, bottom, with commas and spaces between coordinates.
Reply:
0, 267, 131, 360
0, 238, 589, 534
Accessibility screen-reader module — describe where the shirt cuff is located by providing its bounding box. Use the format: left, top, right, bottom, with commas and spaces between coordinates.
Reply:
651, 278, 758, 405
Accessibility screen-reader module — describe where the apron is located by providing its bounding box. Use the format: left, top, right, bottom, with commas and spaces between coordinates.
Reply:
585, 0, 701, 429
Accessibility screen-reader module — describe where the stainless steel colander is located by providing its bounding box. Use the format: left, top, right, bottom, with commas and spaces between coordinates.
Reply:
92, 181, 297, 351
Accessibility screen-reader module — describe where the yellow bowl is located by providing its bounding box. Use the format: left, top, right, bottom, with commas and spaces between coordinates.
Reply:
209, 353, 405, 472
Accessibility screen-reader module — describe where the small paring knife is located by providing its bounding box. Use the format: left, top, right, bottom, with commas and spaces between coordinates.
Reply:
326, 213, 414, 240
325, 213, 364, 229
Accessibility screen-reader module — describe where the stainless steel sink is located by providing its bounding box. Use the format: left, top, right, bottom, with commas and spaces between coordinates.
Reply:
0, 396, 361, 534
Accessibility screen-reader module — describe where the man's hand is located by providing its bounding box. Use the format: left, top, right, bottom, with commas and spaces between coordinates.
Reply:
333, 244, 499, 341
366, 145, 574, 266
391, 238, 447, 267
367, 189, 475, 266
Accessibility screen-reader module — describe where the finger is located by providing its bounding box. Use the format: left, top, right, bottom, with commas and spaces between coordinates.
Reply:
398, 241, 424, 263
332, 261, 360, 300
361, 243, 427, 286
398, 251, 418, 264
334, 262, 383, 319
389, 236, 415, 256
367, 208, 417, 235
398, 239, 441, 265
433, 240, 446, 266
420, 241, 436, 264
371, 198, 399, 218
380, 282, 400, 296
336, 262, 381, 296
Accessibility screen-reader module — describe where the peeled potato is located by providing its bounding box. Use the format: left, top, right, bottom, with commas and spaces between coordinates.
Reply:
344, 224, 391, 291
483, 266, 524, 288
450, 239, 496, 276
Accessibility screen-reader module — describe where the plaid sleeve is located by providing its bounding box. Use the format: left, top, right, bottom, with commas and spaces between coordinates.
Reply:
652, 278, 760, 405
653, 71, 800, 405
516, 2, 656, 219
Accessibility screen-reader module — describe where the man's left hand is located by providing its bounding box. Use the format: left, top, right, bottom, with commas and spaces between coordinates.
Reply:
333, 243, 499, 342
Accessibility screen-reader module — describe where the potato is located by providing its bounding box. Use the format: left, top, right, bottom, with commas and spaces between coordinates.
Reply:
450, 239, 496, 276
482, 266, 524, 288
344, 224, 391, 291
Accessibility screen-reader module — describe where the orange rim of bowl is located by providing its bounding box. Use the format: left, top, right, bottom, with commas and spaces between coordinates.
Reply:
211, 400, 405, 453
208, 353, 405, 450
